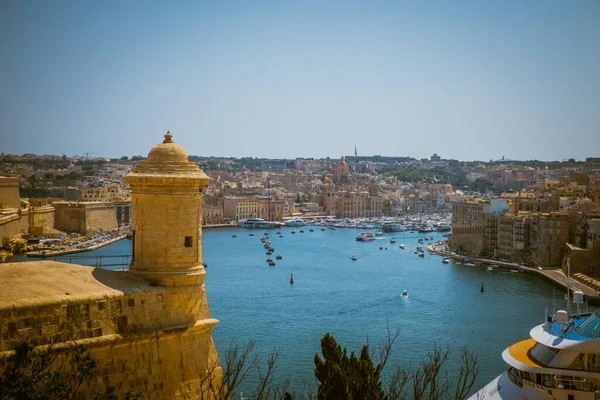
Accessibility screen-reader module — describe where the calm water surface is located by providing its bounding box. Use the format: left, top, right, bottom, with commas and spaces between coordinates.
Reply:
18, 227, 560, 395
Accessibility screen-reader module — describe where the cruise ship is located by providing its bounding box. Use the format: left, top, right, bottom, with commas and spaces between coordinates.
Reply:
471, 290, 600, 400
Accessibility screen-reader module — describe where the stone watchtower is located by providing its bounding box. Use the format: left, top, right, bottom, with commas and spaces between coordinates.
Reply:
126, 132, 209, 286
0, 132, 222, 399
122, 132, 222, 396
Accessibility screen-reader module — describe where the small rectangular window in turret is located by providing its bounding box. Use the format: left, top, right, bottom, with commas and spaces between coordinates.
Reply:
184, 236, 193, 247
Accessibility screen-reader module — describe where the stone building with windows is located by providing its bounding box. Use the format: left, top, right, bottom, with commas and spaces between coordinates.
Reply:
0, 133, 222, 399
448, 200, 490, 256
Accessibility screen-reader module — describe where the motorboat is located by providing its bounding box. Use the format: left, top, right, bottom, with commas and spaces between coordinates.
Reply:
470, 291, 600, 400
390, 238, 396, 244
442, 258, 450, 264
399, 244, 405, 249
418, 253, 424, 258
401, 290, 408, 297
464, 262, 476, 267
375, 230, 384, 237
351, 255, 357, 261
238, 218, 277, 229
276, 255, 282, 260
356, 232, 375, 242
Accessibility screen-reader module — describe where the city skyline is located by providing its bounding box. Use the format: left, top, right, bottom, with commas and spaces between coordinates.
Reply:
1, 0, 599, 161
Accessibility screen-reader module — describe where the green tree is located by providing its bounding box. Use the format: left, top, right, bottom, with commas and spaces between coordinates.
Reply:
314, 332, 479, 400
314, 333, 386, 400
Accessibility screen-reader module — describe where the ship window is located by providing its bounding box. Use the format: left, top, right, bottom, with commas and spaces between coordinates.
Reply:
529, 342, 559, 366
574, 311, 600, 338
184, 236, 193, 247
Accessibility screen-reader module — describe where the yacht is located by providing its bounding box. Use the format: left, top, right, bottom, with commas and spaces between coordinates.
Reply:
375, 230, 384, 237
356, 232, 375, 242
471, 291, 600, 400
238, 218, 277, 229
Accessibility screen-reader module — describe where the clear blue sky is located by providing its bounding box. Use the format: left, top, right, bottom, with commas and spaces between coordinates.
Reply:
1, 0, 599, 161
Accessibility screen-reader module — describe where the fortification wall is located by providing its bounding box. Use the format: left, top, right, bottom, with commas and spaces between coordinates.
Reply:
53, 202, 86, 233
0, 176, 21, 209
85, 203, 118, 233
29, 206, 56, 235
0, 276, 220, 399
0, 214, 20, 243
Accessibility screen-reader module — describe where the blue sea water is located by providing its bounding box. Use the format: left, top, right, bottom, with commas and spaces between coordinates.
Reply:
17, 227, 561, 396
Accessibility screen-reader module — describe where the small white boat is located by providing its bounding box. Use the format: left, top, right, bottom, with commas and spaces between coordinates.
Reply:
442, 258, 450, 264
464, 262, 476, 267
375, 230, 384, 237
390, 238, 396, 244
486, 266, 493, 271
399, 244, 404, 249
351, 255, 357, 261
401, 290, 409, 298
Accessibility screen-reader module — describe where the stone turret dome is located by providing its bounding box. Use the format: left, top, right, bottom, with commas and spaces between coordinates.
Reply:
147, 131, 188, 163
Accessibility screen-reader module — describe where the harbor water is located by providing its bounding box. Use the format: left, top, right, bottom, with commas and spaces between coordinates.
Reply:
18, 227, 561, 396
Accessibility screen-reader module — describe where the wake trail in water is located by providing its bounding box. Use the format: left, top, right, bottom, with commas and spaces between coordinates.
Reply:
338, 294, 399, 314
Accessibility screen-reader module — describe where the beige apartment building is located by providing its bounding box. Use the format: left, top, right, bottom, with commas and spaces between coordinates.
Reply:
322, 190, 383, 218
79, 183, 127, 202
203, 197, 224, 225
223, 197, 259, 221
530, 212, 570, 267
448, 200, 490, 256
485, 213, 529, 261
257, 197, 285, 221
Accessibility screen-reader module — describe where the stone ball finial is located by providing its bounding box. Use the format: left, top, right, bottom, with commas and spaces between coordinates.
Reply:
163, 131, 173, 143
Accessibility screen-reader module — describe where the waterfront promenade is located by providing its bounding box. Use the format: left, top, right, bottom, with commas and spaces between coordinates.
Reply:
427, 242, 600, 303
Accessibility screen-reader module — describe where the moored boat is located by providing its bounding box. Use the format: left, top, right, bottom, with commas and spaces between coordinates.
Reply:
442, 257, 450, 264
356, 232, 375, 242
238, 218, 277, 229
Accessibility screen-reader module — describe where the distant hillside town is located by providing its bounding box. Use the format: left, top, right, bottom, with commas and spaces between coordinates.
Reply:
1, 151, 599, 265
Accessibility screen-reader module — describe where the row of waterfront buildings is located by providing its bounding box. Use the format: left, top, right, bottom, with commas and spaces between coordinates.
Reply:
448, 172, 600, 276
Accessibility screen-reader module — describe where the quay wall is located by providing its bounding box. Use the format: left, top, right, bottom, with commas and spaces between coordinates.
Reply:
427, 242, 600, 305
